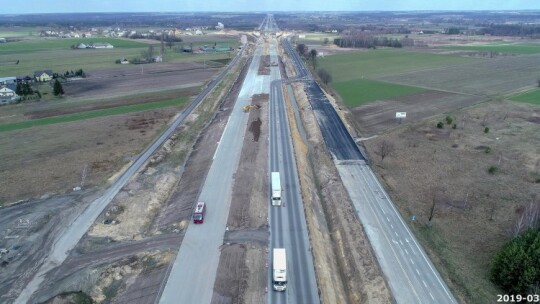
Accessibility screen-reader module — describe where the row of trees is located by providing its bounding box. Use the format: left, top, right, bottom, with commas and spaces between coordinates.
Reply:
334, 36, 404, 49
334, 32, 412, 49
63, 69, 86, 78
296, 43, 318, 66
15, 79, 64, 98
479, 24, 540, 37
15, 83, 38, 98
129, 33, 183, 42
295, 43, 332, 85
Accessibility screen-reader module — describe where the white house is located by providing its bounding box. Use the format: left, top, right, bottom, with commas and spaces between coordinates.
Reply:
0, 86, 20, 105
89, 43, 114, 49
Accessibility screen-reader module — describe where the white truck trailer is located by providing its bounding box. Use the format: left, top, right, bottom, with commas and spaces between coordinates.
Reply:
271, 172, 282, 206
273, 248, 287, 291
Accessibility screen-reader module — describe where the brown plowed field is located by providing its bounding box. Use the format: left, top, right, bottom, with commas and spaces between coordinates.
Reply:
351, 90, 483, 136
62, 64, 216, 99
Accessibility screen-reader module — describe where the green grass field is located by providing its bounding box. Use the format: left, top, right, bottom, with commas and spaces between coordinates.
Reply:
441, 43, 540, 55
0, 38, 151, 76
333, 79, 426, 106
510, 88, 540, 104
0, 37, 238, 76
319, 49, 475, 82
0, 97, 188, 133
0, 27, 43, 38
0, 38, 149, 55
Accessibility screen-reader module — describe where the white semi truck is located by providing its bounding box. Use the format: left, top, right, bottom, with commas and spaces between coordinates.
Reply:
273, 248, 287, 291
271, 172, 282, 206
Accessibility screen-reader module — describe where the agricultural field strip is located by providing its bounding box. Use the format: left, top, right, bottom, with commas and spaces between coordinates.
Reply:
0, 98, 188, 132
332, 78, 427, 107
510, 88, 540, 105
379, 53, 540, 96
0, 38, 238, 76
439, 43, 540, 54
0, 38, 148, 55
318, 49, 477, 82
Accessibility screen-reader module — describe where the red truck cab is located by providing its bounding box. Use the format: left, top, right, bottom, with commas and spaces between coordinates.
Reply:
193, 202, 206, 224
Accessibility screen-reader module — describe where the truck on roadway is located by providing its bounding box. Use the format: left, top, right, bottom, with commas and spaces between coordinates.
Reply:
193, 202, 206, 224
273, 248, 287, 291
271, 172, 282, 206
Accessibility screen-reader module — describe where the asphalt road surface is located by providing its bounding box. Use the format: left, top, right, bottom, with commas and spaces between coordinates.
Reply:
285, 31, 457, 304
13, 42, 245, 304
305, 82, 365, 161
337, 164, 457, 304
158, 33, 275, 304
267, 41, 320, 304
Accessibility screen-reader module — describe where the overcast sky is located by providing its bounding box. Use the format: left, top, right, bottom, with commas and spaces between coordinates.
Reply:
2, 0, 540, 14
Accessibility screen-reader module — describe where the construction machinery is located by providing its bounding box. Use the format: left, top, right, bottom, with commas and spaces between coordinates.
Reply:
243, 104, 259, 112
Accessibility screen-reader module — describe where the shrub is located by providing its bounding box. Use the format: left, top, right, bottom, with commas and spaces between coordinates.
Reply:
445, 115, 453, 124
484, 127, 490, 133
73, 292, 93, 304
488, 165, 498, 174
452, 124, 457, 129
485, 147, 492, 154
436, 122, 444, 129
491, 229, 540, 294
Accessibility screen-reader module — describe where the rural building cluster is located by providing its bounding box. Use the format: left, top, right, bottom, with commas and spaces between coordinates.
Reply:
0, 71, 55, 105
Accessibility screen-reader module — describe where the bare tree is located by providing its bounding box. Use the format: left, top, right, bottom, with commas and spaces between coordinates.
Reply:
428, 196, 437, 223
513, 212, 526, 237
309, 49, 318, 68
160, 33, 165, 55
296, 43, 307, 57
141, 45, 155, 61
317, 68, 332, 85
378, 140, 395, 162
428, 187, 446, 224
512, 200, 540, 236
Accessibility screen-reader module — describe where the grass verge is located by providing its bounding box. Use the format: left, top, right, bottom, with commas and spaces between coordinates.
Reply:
0, 97, 188, 133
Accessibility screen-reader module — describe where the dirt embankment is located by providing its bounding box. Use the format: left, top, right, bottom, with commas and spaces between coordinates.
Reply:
284, 83, 347, 304
290, 81, 394, 304
41, 250, 174, 304
212, 93, 269, 304
258, 54, 271, 75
